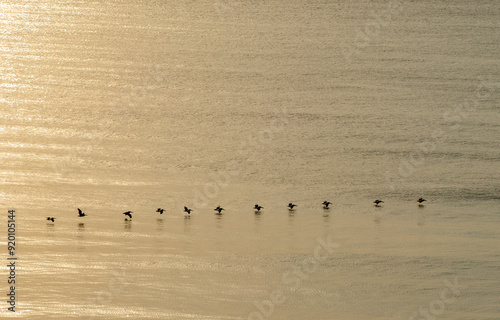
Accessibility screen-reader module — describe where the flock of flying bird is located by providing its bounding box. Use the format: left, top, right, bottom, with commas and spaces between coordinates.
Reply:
45, 198, 427, 222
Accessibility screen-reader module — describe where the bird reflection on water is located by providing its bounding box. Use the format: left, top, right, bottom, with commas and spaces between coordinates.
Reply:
76, 222, 86, 251
156, 218, 164, 231
46, 222, 56, 233
322, 211, 330, 220
253, 209, 263, 230
124, 220, 132, 231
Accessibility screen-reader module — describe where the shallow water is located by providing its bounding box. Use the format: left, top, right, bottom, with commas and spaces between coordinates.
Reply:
0, 0, 499, 319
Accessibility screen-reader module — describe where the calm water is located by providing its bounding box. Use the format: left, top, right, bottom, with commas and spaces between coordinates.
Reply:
0, 0, 499, 319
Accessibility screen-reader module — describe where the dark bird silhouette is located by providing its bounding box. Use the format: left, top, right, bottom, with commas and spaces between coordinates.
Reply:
77, 208, 86, 217
288, 203, 297, 210
214, 206, 225, 214
373, 200, 384, 206
46, 217, 56, 222
254, 204, 263, 212
123, 211, 133, 219
184, 206, 193, 214
418, 198, 427, 206
322, 201, 332, 209
156, 208, 165, 214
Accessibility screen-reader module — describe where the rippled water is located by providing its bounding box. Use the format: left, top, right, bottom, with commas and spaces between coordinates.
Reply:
0, 0, 499, 319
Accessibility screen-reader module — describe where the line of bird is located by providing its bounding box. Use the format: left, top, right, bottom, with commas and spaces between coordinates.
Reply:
45, 198, 427, 223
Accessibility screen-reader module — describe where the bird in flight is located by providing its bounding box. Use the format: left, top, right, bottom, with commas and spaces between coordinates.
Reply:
214, 206, 225, 214
184, 206, 193, 214
156, 208, 165, 214
417, 198, 427, 206
322, 201, 332, 209
123, 211, 133, 219
288, 203, 297, 210
46, 217, 56, 222
373, 200, 384, 206
254, 204, 263, 212
77, 208, 86, 217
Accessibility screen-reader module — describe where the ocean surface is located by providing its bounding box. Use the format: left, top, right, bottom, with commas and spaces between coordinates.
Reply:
0, 0, 499, 319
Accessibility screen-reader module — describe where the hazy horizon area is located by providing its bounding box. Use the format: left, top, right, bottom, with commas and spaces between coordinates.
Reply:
0, 0, 499, 319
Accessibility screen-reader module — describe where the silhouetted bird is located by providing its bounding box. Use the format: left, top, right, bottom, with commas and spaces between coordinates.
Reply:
254, 204, 263, 212
373, 200, 384, 206
418, 198, 427, 206
322, 201, 332, 209
46, 217, 56, 222
156, 208, 165, 214
77, 208, 86, 217
184, 206, 193, 214
214, 206, 225, 214
288, 203, 297, 210
123, 211, 133, 219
